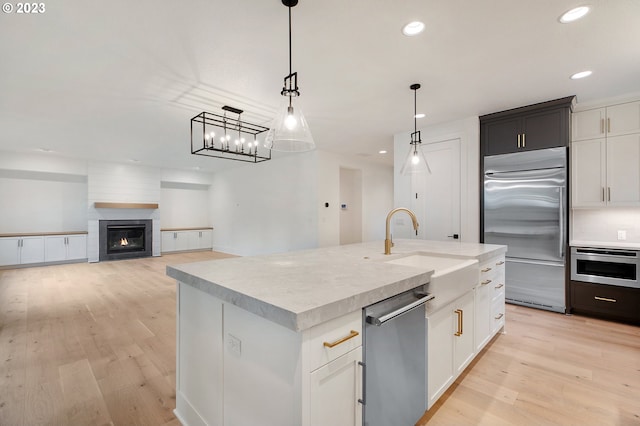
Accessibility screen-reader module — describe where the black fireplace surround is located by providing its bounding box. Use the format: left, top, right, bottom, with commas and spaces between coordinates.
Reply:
99, 219, 152, 261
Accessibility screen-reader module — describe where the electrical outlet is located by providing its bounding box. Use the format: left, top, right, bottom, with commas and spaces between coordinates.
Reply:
227, 333, 241, 357
617, 230, 627, 241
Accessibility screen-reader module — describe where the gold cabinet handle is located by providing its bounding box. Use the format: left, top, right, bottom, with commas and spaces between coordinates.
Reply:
522, 133, 526, 148
323, 330, 359, 348
602, 187, 605, 202
608, 187, 611, 202
607, 117, 611, 133
454, 309, 463, 336
517, 134, 521, 148
495, 313, 504, 320
481, 267, 492, 273
481, 279, 492, 286
495, 283, 504, 289
594, 296, 616, 303
495, 261, 505, 266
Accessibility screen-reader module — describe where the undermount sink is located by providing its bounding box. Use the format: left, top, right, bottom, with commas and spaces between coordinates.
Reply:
386, 254, 479, 311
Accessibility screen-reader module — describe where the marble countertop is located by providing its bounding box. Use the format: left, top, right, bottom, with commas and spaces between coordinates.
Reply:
166, 239, 507, 332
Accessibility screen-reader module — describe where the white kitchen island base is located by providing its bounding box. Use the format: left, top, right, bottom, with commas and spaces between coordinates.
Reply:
175, 282, 363, 426
168, 240, 507, 426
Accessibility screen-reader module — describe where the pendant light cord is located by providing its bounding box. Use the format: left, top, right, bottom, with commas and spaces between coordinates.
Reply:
413, 88, 417, 135
288, 6, 292, 77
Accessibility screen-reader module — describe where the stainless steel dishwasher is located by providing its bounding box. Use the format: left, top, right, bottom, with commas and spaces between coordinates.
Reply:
362, 285, 434, 426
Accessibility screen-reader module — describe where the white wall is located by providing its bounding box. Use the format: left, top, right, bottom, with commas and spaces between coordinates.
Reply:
210, 152, 319, 256
0, 171, 87, 233
572, 209, 640, 245
160, 168, 213, 229
317, 151, 394, 248
160, 182, 212, 229
394, 116, 480, 242
0, 151, 88, 233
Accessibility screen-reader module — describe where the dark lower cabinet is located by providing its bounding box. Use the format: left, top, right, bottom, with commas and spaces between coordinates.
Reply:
569, 280, 640, 325
481, 96, 575, 156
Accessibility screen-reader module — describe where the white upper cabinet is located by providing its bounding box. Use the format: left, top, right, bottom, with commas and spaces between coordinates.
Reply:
571, 100, 640, 208
572, 101, 640, 141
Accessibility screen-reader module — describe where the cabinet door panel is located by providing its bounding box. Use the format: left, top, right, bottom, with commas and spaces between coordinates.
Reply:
522, 109, 566, 150
66, 235, 87, 260
161, 232, 175, 253
20, 237, 45, 264
607, 134, 640, 205
572, 108, 606, 141
427, 305, 454, 408
453, 290, 475, 375
310, 347, 362, 426
483, 118, 519, 155
475, 281, 491, 351
0, 238, 21, 266
199, 230, 213, 249
44, 236, 67, 262
607, 101, 640, 137
571, 139, 606, 207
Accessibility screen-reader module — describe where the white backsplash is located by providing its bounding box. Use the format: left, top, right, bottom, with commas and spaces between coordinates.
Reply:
571, 208, 640, 244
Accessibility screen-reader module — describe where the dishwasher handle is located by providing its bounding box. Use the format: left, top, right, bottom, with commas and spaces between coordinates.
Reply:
366, 293, 434, 326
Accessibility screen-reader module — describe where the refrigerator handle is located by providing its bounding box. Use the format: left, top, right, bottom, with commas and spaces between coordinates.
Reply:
558, 186, 564, 259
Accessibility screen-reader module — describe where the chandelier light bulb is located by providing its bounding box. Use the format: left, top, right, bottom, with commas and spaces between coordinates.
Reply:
412, 153, 420, 165
205, 133, 211, 141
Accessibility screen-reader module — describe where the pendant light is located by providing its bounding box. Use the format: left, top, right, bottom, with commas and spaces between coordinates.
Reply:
265, 0, 315, 152
400, 83, 431, 175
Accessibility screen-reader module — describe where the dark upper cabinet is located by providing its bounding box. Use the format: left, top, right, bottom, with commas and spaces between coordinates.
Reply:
481, 96, 575, 156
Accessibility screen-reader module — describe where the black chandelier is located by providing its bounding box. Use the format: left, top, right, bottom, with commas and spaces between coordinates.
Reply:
191, 106, 271, 163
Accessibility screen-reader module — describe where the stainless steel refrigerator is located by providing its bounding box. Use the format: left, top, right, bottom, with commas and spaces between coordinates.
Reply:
483, 147, 567, 313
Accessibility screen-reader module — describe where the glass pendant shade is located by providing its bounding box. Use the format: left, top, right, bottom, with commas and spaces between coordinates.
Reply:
401, 144, 431, 175
265, 96, 315, 152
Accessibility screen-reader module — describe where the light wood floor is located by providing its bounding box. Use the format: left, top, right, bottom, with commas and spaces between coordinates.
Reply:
1, 252, 639, 426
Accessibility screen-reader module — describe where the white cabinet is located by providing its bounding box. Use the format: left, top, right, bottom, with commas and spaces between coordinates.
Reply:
176, 283, 363, 426
571, 135, 640, 207
427, 289, 475, 409
0, 236, 45, 266
161, 228, 212, 253
44, 235, 87, 262
572, 101, 640, 141
309, 347, 362, 426
475, 255, 506, 351
572, 100, 640, 208
188, 229, 213, 250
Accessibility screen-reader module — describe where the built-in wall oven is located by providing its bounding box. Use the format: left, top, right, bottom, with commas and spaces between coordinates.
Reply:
571, 247, 640, 289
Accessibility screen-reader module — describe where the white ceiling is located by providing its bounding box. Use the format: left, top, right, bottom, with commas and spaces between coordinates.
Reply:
1, 0, 639, 172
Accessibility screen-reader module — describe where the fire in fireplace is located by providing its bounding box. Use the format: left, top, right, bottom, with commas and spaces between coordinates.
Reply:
99, 219, 152, 261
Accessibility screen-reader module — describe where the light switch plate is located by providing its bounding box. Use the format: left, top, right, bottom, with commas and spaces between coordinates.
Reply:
617, 230, 627, 240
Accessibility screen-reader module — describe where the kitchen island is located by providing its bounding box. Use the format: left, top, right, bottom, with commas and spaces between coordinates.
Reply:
167, 239, 506, 426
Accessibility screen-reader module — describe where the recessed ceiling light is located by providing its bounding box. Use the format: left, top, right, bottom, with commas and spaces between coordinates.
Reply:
402, 21, 425, 36
379, 150, 387, 154
559, 6, 590, 23
414, 113, 426, 119
35, 147, 53, 153
128, 158, 141, 163
571, 70, 592, 79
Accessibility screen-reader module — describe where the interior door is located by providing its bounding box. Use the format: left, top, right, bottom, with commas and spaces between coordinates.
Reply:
411, 138, 461, 241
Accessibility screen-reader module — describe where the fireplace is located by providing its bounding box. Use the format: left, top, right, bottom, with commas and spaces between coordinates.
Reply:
99, 219, 152, 261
